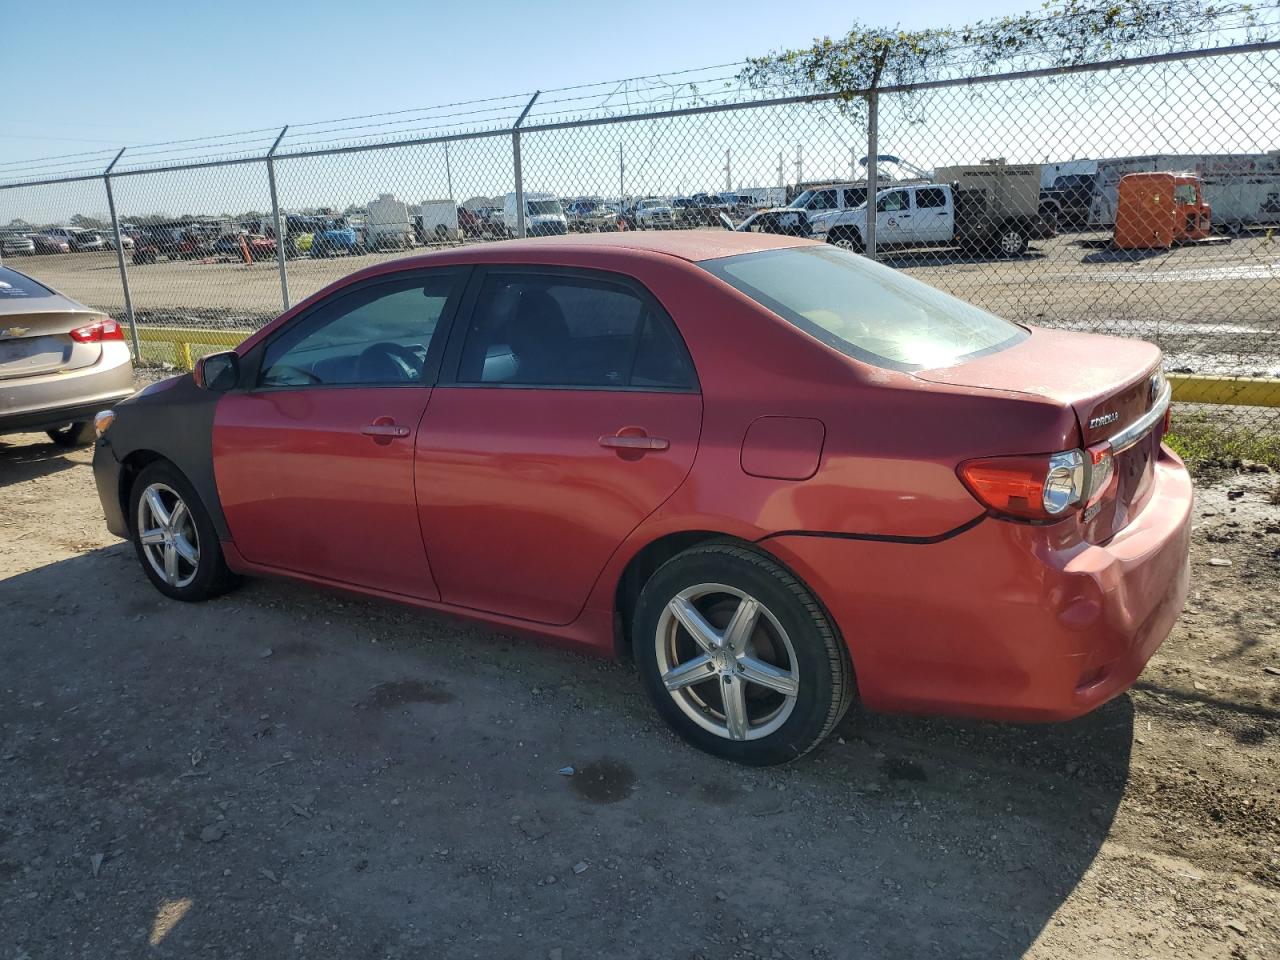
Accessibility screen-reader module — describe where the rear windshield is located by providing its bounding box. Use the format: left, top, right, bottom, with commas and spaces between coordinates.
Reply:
0, 267, 54, 299
700, 245, 1026, 371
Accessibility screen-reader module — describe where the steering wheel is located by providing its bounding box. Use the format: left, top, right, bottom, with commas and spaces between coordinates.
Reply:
356, 342, 421, 383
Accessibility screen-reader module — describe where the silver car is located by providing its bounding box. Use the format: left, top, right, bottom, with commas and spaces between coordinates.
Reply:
0, 266, 133, 445
1, 231, 36, 257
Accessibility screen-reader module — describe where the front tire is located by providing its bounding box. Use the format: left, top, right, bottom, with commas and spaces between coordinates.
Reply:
827, 227, 864, 253
633, 542, 854, 765
129, 461, 239, 602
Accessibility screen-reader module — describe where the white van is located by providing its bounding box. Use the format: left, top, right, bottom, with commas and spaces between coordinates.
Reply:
503, 192, 568, 237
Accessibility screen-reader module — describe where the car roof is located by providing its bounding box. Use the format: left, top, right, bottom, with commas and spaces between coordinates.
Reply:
391, 230, 812, 269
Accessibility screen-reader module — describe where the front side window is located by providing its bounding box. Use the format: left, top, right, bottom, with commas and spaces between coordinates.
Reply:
806, 190, 837, 211
260, 273, 460, 387
700, 245, 1026, 371
877, 190, 908, 213
456, 272, 694, 390
1173, 183, 1199, 204
526, 200, 562, 216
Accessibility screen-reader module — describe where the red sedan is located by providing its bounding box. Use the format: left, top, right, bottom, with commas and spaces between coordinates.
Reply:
92, 232, 1190, 765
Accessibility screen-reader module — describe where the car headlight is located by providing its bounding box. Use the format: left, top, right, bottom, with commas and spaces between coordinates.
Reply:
94, 409, 116, 438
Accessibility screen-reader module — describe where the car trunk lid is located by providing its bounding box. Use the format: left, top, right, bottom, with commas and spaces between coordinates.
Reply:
0, 309, 105, 380
915, 327, 1167, 542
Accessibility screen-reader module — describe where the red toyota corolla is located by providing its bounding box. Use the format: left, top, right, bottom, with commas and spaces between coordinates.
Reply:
92, 232, 1191, 765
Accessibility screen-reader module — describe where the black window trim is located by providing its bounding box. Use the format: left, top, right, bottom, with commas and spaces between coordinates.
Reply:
239, 266, 472, 393
436, 263, 700, 394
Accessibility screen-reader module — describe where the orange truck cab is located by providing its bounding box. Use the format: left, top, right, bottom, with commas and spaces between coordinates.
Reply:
1113, 172, 1212, 249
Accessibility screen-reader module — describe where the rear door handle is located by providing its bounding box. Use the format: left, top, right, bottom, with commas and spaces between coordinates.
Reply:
599, 434, 670, 451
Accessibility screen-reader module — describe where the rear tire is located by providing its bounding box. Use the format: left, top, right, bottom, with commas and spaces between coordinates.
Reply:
46, 422, 96, 447
128, 461, 239, 602
633, 542, 854, 765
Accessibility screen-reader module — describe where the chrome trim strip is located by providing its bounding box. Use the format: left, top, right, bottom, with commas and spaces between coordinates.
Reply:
1107, 382, 1171, 453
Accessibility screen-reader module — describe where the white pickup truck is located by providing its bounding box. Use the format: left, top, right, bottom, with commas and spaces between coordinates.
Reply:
738, 165, 1055, 257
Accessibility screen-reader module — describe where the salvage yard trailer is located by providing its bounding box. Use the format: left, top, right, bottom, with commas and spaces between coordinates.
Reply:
1088, 153, 1280, 229
413, 200, 460, 243
364, 193, 414, 250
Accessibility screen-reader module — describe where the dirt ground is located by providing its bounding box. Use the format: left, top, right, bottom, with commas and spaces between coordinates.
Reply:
1, 428, 1278, 959
9, 230, 1280, 379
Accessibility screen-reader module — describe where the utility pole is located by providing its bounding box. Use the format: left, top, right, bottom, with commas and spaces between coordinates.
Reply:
794, 143, 803, 187
444, 141, 454, 203
724, 149, 732, 192
618, 144, 625, 204
851, 147, 857, 180
777, 152, 784, 190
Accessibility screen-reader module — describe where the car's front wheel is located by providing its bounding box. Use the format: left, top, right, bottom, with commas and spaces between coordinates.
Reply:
129, 462, 239, 602
634, 542, 855, 765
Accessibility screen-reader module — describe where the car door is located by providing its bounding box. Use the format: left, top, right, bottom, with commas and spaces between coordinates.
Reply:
911, 186, 953, 243
212, 268, 467, 599
875, 189, 911, 244
416, 266, 703, 625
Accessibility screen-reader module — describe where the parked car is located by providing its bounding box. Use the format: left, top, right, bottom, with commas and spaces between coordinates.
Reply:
212, 232, 277, 262
0, 231, 36, 256
90, 231, 1188, 766
131, 225, 214, 264
309, 218, 364, 257
0, 266, 134, 446
37, 227, 95, 252
565, 198, 618, 232
71, 230, 107, 252
29, 234, 70, 254
101, 230, 136, 251
630, 198, 675, 229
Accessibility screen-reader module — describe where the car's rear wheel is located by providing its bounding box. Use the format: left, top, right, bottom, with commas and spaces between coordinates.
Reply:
46, 421, 96, 447
633, 542, 854, 765
129, 462, 239, 602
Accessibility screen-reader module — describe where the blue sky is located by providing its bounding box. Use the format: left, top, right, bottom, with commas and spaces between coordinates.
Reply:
2, 0, 1039, 166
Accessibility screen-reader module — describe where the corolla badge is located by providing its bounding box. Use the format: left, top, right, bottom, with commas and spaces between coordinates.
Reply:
1089, 410, 1120, 430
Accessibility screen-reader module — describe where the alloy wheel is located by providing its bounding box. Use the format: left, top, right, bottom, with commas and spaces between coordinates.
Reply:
1000, 231, 1024, 255
137, 482, 200, 588
655, 583, 799, 741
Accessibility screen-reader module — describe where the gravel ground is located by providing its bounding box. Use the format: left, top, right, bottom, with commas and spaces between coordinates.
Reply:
0, 429, 1277, 959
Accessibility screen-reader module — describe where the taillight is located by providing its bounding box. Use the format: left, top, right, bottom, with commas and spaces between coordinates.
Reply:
1083, 442, 1115, 506
958, 449, 1086, 522
69, 318, 125, 343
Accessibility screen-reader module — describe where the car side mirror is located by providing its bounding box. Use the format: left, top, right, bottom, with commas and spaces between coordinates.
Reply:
194, 351, 240, 391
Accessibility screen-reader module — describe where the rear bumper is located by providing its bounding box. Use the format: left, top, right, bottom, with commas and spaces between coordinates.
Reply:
764, 445, 1192, 722
0, 343, 134, 433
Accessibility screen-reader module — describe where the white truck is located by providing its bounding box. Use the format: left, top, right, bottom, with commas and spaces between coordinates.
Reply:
739, 164, 1054, 257
365, 193, 415, 250
502, 192, 568, 237
414, 200, 460, 243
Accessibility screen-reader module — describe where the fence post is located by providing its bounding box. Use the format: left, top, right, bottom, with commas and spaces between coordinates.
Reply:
103, 148, 142, 361
864, 48, 889, 262
266, 126, 290, 311
512, 92, 540, 239
864, 93, 878, 261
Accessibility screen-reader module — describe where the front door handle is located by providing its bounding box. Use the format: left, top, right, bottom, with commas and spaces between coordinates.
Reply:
599, 432, 670, 451
360, 423, 410, 437
360, 418, 411, 446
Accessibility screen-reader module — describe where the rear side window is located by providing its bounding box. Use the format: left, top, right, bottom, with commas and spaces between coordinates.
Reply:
0, 268, 54, 299
455, 272, 694, 390
700, 245, 1026, 371
915, 187, 947, 209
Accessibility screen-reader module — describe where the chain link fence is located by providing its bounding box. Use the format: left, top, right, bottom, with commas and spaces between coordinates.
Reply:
1, 42, 1277, 427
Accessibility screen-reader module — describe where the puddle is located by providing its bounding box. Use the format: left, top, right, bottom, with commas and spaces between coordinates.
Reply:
569, 759, 636, 804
